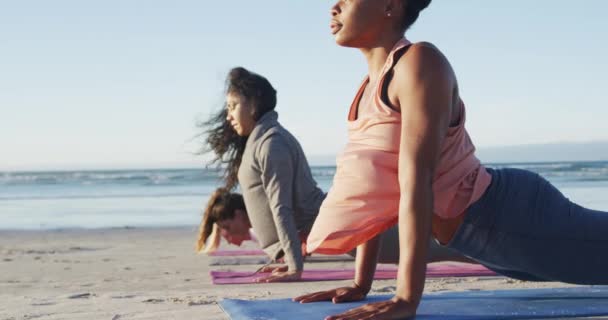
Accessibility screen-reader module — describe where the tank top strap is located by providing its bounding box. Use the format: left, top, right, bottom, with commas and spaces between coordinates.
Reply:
445, 99, 467, 133
459, 99, 467, 124
347, 77, 369, 121
347, 38, 411, 121
374, 38, 412, 109
380, 38, 412, 78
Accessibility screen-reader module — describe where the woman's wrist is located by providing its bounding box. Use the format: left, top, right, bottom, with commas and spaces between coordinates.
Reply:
393, 289, 421, 307
283, 264, 303, 273
353, 281, 371, 294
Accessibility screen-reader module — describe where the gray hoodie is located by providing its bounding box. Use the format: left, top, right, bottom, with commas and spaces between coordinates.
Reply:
237, 111, 326, 271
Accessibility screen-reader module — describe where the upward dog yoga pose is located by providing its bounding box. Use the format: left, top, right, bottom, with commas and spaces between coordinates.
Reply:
295, 0, 608, 319
197, 67, 468, 283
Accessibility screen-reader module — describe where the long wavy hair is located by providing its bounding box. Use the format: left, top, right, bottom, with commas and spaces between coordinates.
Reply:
196, 188, 246, 253
198, 67, 277, 190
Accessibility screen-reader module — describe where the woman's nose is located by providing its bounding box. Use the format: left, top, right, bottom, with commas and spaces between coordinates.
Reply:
330, 1, 340, 17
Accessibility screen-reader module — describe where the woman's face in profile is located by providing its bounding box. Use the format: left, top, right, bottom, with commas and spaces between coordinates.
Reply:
330, 0, 388, 47
225, 91, 256, 136
216, 209, 251, 246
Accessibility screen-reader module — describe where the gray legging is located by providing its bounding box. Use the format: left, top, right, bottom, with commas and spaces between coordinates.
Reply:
447, 168, 608, 284
347, 225, 472, 264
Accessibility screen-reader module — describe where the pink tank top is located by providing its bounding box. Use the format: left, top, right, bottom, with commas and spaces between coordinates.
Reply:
306, 38, 492, 255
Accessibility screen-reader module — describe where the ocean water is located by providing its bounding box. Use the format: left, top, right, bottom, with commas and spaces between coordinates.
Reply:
1, 162, 607, 230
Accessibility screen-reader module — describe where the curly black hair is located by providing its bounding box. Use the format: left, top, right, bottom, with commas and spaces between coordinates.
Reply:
197, 67, 277, 190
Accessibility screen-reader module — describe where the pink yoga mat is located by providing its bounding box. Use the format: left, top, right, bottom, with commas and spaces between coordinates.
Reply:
210, 263, 497, 284
209, 249, 265, 257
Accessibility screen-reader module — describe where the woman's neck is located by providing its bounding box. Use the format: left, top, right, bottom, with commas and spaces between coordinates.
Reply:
359, 33, 404, 83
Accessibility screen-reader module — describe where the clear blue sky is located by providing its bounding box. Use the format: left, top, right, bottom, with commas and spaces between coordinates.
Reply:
1, 1, 607, 171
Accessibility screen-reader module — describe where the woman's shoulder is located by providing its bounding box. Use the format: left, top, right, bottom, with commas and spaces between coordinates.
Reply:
392, 41, 456, 88
255, 125, 299, 158
396, 41, 451, 73
410, 41, 440, 51
259, 120, 302, 145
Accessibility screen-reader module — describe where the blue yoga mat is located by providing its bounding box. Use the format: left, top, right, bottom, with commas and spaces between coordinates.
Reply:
220, 286, 608, 320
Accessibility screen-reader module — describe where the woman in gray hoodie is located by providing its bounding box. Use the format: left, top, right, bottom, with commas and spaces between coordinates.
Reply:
196, 67, 326, 282
196, 67, 468, 282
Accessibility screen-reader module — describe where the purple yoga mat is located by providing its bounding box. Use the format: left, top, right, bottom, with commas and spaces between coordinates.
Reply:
209, 249, 265, 257
210, 263, 497, 284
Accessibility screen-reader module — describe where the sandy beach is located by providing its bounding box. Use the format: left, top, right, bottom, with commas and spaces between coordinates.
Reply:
0, 227, 597, 320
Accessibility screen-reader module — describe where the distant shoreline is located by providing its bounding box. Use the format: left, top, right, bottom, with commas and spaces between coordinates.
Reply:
3, 159, 608, 174
0, 225, 197, 234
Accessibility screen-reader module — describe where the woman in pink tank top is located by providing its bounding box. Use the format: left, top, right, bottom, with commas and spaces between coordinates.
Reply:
296, 1, 608, 319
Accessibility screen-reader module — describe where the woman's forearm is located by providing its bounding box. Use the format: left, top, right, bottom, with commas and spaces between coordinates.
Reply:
354, 234, 382, 292
272, 213, 304, 271
396, 175, 434, 306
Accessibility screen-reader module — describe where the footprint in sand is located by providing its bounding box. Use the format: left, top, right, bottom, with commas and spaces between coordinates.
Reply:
68, 246, 106, 252
187, 300, 215, 306
22, 313, 52, 319
68, 293, 95, 299
166, 296, 216, 306
110, 294, 136, 299
26, 249, 56, 254
142, 298, 164, 304
31, 301, 56, 306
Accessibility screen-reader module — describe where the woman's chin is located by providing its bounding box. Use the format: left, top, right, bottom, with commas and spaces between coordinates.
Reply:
236, 128, 253, 137
334, 35, 358, 48
333, 34, 347, 46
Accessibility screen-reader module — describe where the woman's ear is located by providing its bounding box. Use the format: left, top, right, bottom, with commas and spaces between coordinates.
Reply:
386, 0, 404, 18
245, 97, 259, 119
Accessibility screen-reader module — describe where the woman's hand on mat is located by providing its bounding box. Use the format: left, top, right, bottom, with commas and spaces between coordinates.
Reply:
293, 285, 368, 304
259, 264, 288, 273
323, 296, 417, 320
255, 270, 302, 283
